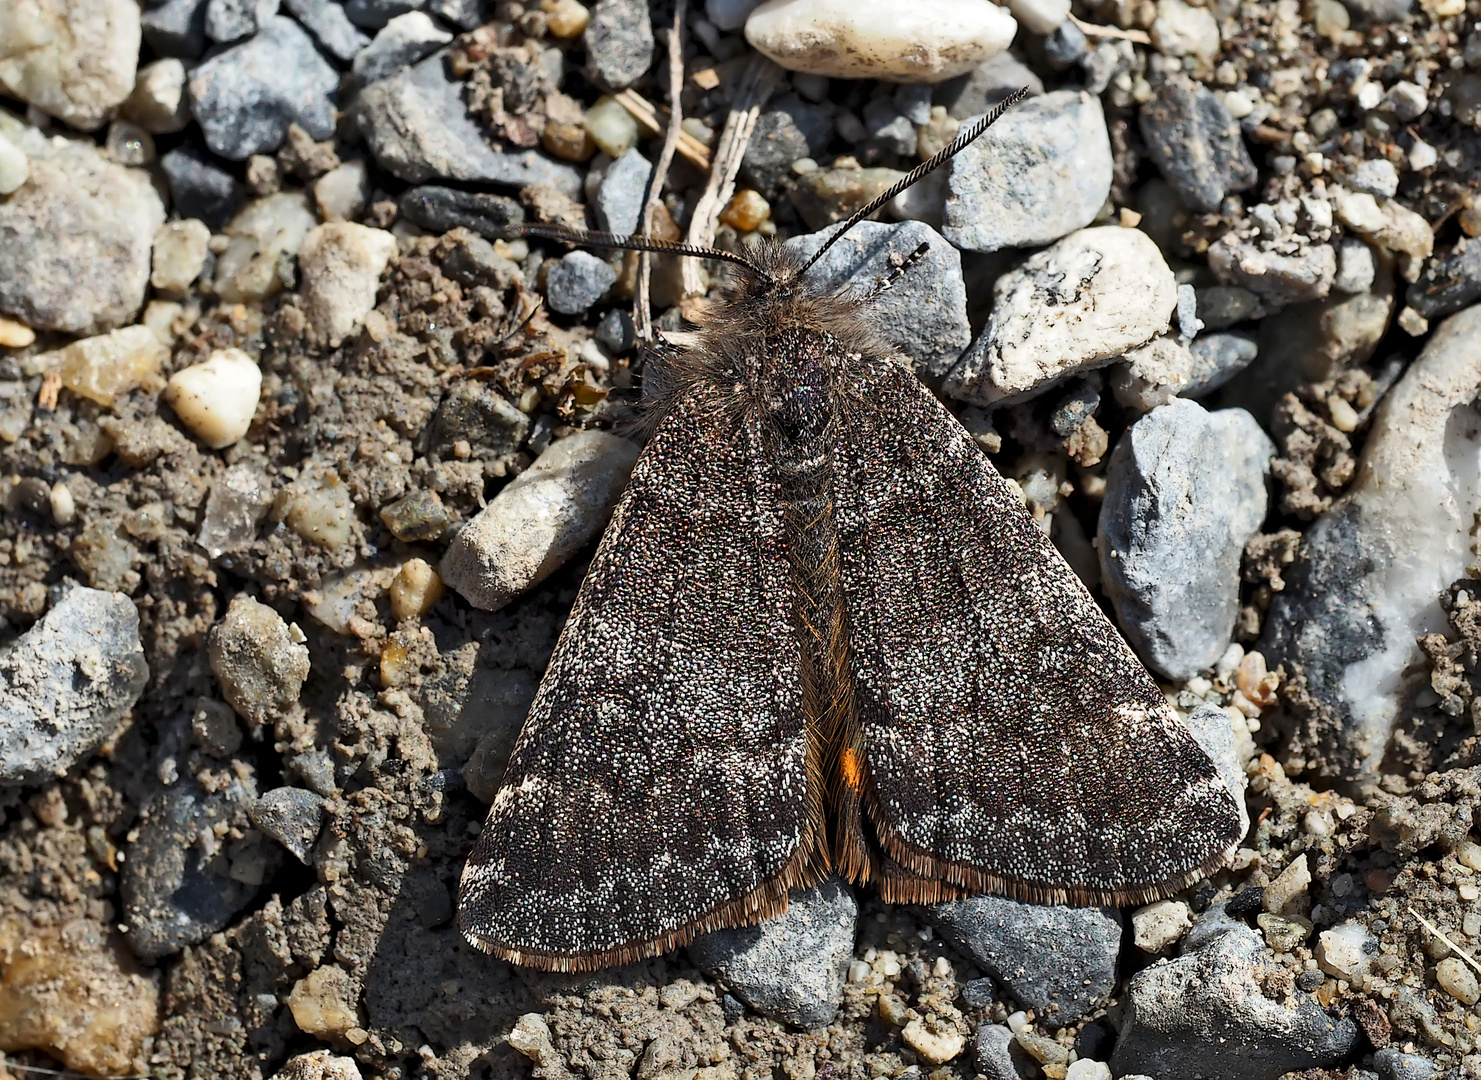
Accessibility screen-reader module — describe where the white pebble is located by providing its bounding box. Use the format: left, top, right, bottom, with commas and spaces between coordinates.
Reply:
1457, 839, 1481, 871
0, 132, 28, 195
1006, 1010, 1030, 1033
164, 348, 263, 449
1355, 81, 1383, 111
1151, 0, 1220, 58
297, 222, 399, 348
901, 1020, 964, 1064
49, 481, 75, 526
389, 558, 443, 621
1132, 899, 1193, 953
745, 0, 1017, 82
1263, 852, 1311, 914
1437, 957, 1480, 1005
1409, 139, 1437, 171
151, 218, 212, 294
847, 960, 871, 983
1314, 921, 1373, 982
1007, 0, 1069, 35
1064, 1061, 1112, 1080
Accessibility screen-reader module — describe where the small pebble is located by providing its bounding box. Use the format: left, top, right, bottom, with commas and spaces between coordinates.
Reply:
583, 0, 655, 90
720, 189, 771, 232
150, 218, 212, 294
544, 0, 591, 37
48, 325, 169, 409
165, 348, 263, 449
1140, 75, 1256, 213
208, 593, 311, 726
297, 222, 399, 347
1151, 0, 1220, 58
249, 786, 326, 863
123, 58, 192, 134
584, 95, 641, 158
1436, 957, 1479, 1005
351, 11, 451, 85
289, 965, 362, 1037
1064, 1061, 1112, 1080
901, 1019, 965, 1064
1132, 900, 1193, 953
595, 146, 653, 235
744, 0, 1017, 82
0, 316, 35, 349
1007, 0, 1070, 35
545, 251, 619, 314
313, 160, 371, 222
1263, 853, 1312, 914
380, 490, 451, 542
389, 558, 444, 621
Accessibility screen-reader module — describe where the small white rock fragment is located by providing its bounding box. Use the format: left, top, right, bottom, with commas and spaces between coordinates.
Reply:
46, 324, 168, 408
1006, 0, 1069, 35
1132, 899, 1193, 953
507, 1013, 554, 1061
123, 58, 191, 133
900, 1019, 965, 1064
49, 482, 75, 526
1314, 922, 1373, 982
442, 431, 642, 612
297, 222, 399, 348
1263, 852, 1311, 914
1437, 957, 1480, 1005
1064, 1061, 1112, 1080
151, 218, 212, 293
1151, 0, 1220, 58
164, 347, 263, 449
0, 133, 29, 195
744, 0, 1018, 83
389, 558, 443, 621
313, 159, 371, 223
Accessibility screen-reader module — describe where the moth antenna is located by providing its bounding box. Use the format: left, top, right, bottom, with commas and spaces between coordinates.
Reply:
865, 240, 931, 300
794, 86, 1032, 281
516, 222, 771, 279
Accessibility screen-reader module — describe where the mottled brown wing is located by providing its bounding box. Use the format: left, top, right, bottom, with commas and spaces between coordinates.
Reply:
832, 356, 1242, 905
458, 390, 822, 971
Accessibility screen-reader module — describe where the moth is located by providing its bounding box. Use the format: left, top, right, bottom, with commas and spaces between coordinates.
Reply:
458, 91, 1244, 972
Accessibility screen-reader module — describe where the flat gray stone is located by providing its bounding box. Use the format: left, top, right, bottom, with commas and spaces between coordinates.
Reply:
927, 896, 1122, 1026
0, 586, 149, 786
594, 146, 653, 236
354, 50, 581, 196
545, 251, 618, 314
249, 786, 326, 862
1111, 925, 1358, 1080
943, 90, 1113, 254
689, 879, 857, 1030
1185, 330, 1259, 397
282, 0, 370, 60
784, 219, 971, 381
583, 0, 653, 90
1098, 399, 1273, 681
188, 15, 338, 159
1139, 74, 1257, 214
351, 10, 449, 83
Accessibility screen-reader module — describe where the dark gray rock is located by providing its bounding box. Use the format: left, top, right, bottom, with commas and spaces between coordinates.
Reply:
0, 587, 149, 786
354, 51, 582, 195
1043, 19, 1087, 67
188, 16, 339, 159
706, 0, 761, 30
935, 52, 1044, 121
1098, 399, 1273, 680
143, 0, 210, 57
545, 251, 618, 314
1140, 74, 1257, 213
943, 89, 1112, 254
596, 308, 636, 353
1406, 239, 1481, 320
1185, 330, 1259, 397
426, 0, 492, 28
927, 896, 1121, 1025
344, 0, 422, 27
398, 185, 524, 238
784, 219, 971, 381
689, 879, 856, 1030
1341, 0, 1413, 21
161, 145, 246, 227
1373, 1048, 1436, 1080
861, 98, 915, 156
441, 234, 522, 288
1196, 284, 1265, 329
1260, 306, 1481, 782
974, 1024, 1037, 1080
595, 146, 653, 236
1207, 236, 1336, 310
206, 0, 278, 43
741, 93, 835, 198
352, 10, 451, 83
250, 786, 326, 862
123, 775, 273, 960
583, 0, 654, 90
287, 747, 337, 796
282, 0, 371, 60
430, 381, 532, 459
1111, 924, 1358, 1080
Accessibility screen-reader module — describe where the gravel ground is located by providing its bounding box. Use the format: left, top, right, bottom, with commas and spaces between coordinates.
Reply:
2, 0, 1481, 1078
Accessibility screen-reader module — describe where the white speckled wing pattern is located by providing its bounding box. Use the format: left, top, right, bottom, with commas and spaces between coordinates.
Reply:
833, 354, 1243, 905
457, 388, 822, 970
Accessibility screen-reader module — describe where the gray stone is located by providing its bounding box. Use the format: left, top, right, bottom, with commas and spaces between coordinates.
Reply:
1098, 399, 1273, 681
1181, 899, 1248, 953
249, 786, 326, 862
1373, 1048, 1436, 1080
1183, 703, 1251, 840
1349, 158, 1399, 199
861, 98, 915, 157
143, 0, 210, 57
354, 51, 581, 196
1196, 284, 1265, 329
0, 141, 165, 335
122, 774, 270, 960
287, 748, 337, 796
206, 0, 278, 43
974, 1024, 1037, 1080
545, 251, 618, 314
1341, 0, 1413, 21
420, 650, 536, 768
893, 83, 933, 125
1043, 19, 1087, 67
0, 587, 149, 786
441, 235, 522, 289
161, 144, 246, 227
1207, 236, 1336, 308
935, 52, 1044, 121
1335, 237, 1377, 294
441, 431, 641, 611
1406, 238, 1481, 319
208, 594, 312, 727
1260, 305, 1481, 782
596, 308, 636, 353
741, 93, 835, 198
188, 16, 338, 159
583, 0, 654, 90
1111, 924, 1358, 1080
344, 0, 422, 27
689, 879, 856, 1030
398, 185, 524, 238
1185, 330, 1258, 397
282, 0, 371, 61
595, 146, 653, 236
943, 90, 1113, 254
429, 381, 531, 459
1139, 74, 1257, 213
784, 219, 971, 381
927, 896, 1122, 1025
352, 10, 450, 83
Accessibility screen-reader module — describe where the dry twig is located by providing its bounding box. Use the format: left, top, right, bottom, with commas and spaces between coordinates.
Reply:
633, 0, 688, 344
